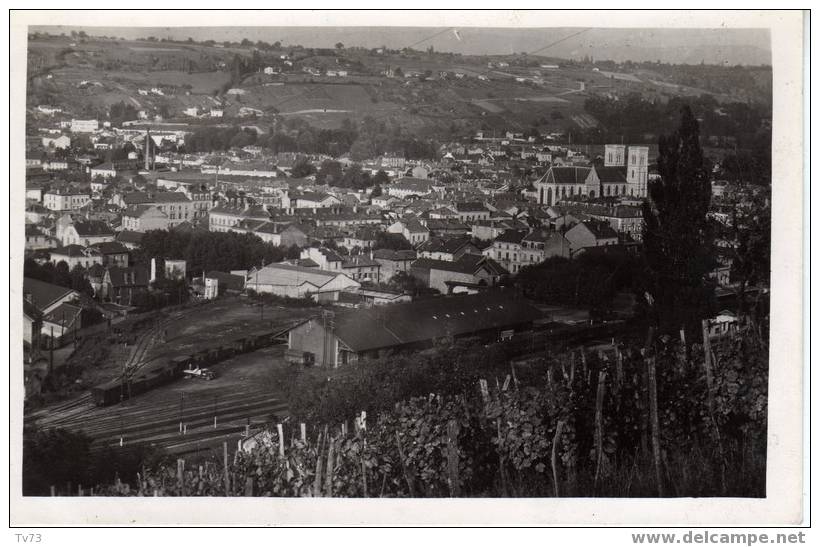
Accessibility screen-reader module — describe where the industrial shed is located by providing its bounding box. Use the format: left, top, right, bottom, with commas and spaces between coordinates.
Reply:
285, 291, 543, 367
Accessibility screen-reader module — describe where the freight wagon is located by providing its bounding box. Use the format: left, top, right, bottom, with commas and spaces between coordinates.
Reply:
90, 328, 288, 407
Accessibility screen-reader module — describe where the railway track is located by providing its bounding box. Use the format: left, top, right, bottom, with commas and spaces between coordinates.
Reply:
32, 386, 288, 454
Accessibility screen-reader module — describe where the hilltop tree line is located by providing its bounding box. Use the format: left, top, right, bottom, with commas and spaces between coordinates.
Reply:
181, 116, 438, 160
582, 93, 770, 151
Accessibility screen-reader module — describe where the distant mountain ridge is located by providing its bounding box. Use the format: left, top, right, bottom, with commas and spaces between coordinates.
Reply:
33, 25, 772, 66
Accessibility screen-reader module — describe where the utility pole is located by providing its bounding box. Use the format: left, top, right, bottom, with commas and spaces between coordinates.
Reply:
49, 326, 54, 376
259, 259, 264, 321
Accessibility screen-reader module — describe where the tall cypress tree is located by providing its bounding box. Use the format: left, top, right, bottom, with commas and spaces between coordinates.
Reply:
642, 105, 715, 334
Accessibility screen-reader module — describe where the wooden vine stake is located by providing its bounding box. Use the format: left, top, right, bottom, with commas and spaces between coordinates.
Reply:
551, 420, 566, 497
177, 459, 185, 496
446, 419, 461, 497
222, 442, 230, 496
702, 320, 727, 494
359, 411, 368, 497
313, 431, 324, 497
478, 379, 490, 408
646, 356, 664, 497
593, 370, 608, 491
324, 436, 336, 497
580, 349, 587, 379
277, 423, 285, 458
395, 431, 415, 497
300, 423, 307, 443
701, 319, 715, 404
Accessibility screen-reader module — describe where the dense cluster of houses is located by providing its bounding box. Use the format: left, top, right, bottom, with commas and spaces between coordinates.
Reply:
24, 106, 749, 376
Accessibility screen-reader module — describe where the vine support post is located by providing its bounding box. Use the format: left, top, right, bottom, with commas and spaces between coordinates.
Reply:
446, 419, 460, 497
395, 431, 415, 497
177, 458, 185, 496
551, 420, 565, 497
593, 370, 608, 492
701, 319, 715, 404
324, 436, 336, 497
222, 441, 230, 496
646, 356, 664, 497
496, 417, 507, 496
313, 430, 325, 497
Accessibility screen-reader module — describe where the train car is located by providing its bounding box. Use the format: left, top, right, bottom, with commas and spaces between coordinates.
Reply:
91, 378, 127, 406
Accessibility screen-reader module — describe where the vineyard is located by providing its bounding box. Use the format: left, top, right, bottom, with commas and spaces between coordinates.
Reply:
87, 321, 768, 498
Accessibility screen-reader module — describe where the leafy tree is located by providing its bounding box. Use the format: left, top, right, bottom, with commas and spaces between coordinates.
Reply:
23, 426, 91, 495
289, 156, 315, 178
54, 261, 72, 289
315, 160, 343, 186
374, 231, 412, 251
642, 105, 715, 335
69, 264, 94, 296
718, 186, 771, 315
372, 169, 389, 186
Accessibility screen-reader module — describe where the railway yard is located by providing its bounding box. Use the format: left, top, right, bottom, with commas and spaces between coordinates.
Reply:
25, 297, 318, 457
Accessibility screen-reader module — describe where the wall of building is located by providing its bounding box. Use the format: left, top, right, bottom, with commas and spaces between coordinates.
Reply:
287, 319, 338, 367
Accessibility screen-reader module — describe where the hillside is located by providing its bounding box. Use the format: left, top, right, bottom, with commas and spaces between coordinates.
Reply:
26, 32, 771, 139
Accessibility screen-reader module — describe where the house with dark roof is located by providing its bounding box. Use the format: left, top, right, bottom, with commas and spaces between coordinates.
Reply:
23, 298, 43, 348
471, 219, 530, 241
373, 249, 417, 283
49, 244, 104, 269
385, 177, 434, 199
116, 230, 144, 250
453, 202, 490, 223
245, 262, 360, 301
122, 205, 169, 232
386, 218, 429, 246
417, 236, 481, 262
487, 229, 528, 274
89, 241, 130, 267
285, 291, 541, 367
100, 265, 151, 305
59, 218, 115, 246
23, 278, 80, 316
25, 225, 58, 251
411, 254, 508, 294
42, 302, 83, 341
424, 219, 471, 238
209, 202, 271, 233
343, 226, 382, 250
203, 270, 247, 294
289, 191, 342, 209
564, 220, 619, 255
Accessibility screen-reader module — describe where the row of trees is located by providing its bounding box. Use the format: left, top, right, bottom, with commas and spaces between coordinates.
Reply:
24, 258, 93, 296
133, 229, 300, 276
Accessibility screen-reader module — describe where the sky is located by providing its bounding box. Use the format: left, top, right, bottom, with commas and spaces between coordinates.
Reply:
31, 26, 772, 66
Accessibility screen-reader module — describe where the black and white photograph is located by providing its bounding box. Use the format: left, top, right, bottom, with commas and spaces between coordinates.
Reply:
8, 9, 806, 530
